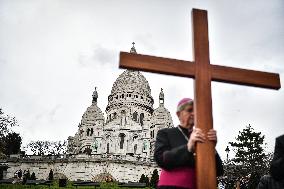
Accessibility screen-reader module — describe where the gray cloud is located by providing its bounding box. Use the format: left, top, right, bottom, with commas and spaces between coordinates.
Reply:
0, 0, 283, 160
93, 46, 116, 65
78, 45, 117, 68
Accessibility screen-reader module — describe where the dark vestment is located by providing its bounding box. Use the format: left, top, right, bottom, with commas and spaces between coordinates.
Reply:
154, 126, 224, 188
257, 175, 284, 189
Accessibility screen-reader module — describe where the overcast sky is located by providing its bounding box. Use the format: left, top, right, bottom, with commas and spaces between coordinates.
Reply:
0, 0, 283, 159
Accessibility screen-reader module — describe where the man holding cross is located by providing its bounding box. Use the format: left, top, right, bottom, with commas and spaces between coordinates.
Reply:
154, 98, 223, 189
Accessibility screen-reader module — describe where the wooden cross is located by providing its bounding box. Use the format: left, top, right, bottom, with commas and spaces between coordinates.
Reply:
119, 8, 281, 189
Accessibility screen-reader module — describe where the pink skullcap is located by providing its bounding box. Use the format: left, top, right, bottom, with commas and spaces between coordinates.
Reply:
177, 98, 193, 112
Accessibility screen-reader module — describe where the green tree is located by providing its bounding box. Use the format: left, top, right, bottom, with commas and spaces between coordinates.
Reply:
227, 124, 268, 189
0, 108, 18, 136
144, 176, 150, 187
150, 169, 159, 188
3, 132, 22, 155
0, 108, 20, 156
139, 174, 146, 183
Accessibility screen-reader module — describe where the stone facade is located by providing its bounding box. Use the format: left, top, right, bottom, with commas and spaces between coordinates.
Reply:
67, 69, 174, 162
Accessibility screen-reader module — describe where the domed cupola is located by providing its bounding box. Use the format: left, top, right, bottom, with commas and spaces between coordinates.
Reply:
110, 70, 152, 99
104, 43, 154, 132
81, 87, 104, 126
106, 43, 154, 115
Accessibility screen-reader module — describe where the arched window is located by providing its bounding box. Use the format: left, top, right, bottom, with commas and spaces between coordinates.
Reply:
121, 110, 126, 126
119, 133, 126, 149
113, 112, 117, 119
133, 135, 138, 140
140, 113, 144, 125
143, 141, 147, 151
93, 140, 98, 152
90, 128, 94, 136
133, 112, 138, 121
151, 130, 155, 138
134, 144, 137, 154
84, 146, 92, 155
107, 143, 110, 153
87, 128, 90, 136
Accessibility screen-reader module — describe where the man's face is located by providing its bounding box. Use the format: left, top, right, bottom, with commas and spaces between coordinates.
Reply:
177, 103, 194, 129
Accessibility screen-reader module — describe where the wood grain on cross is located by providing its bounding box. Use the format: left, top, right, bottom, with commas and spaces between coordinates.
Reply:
119, 8, 281, 189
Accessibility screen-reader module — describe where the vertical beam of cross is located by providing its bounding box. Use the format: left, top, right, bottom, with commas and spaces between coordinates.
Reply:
193, 9, 217, 189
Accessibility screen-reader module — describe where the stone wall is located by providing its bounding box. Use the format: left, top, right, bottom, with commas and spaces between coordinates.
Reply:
1, 155, 160, 182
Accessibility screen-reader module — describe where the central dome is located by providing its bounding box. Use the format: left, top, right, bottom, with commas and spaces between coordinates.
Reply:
111, 70, 151, 96
106, 69, 154, 113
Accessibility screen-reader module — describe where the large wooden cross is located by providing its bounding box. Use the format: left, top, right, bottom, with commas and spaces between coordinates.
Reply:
119, 8, 281, 189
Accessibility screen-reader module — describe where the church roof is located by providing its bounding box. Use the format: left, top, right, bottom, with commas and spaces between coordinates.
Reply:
81, 104, 104, 126
81, 104, 104, 125
151, 104, 174, 128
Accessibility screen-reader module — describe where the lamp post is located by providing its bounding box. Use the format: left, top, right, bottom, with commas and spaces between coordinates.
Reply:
225, 146, 230, 161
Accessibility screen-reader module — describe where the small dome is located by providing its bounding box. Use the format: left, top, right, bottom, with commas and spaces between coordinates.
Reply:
81, 104, 104, 126
111, 70, 151, 96
151, 106, 173, 129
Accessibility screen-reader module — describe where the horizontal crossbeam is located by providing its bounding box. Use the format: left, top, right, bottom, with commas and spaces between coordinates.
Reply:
119, 52, 195, 78
119, 52, 281, 90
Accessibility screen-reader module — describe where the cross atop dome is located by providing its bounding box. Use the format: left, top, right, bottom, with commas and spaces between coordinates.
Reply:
130, 42, 137, 54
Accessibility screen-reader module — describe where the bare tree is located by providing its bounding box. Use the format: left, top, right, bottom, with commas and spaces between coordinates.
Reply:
48, 140, 67, 155
25, 141, 51, 155
0, 108, 18, 137
25, 140, 67, 155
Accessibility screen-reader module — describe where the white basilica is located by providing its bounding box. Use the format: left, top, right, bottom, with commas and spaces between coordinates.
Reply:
2, 46, 175, 182
67, 46, 174, 162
